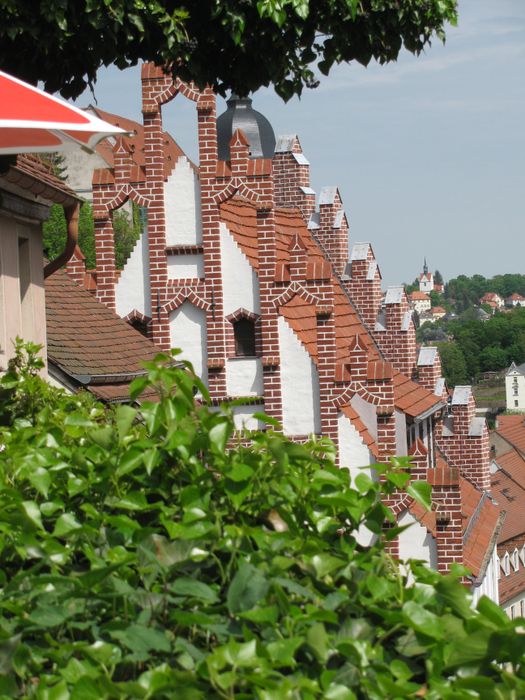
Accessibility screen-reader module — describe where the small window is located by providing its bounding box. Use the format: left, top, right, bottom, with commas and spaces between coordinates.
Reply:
234, 318, 256, 357
515, 400, 519, 407
514, 387, 519, 396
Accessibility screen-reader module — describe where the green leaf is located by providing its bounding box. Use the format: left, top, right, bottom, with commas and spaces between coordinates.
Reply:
406, 481, 432, 511
306, 623, 329, 662
110, 624, 171, 653
52, 512, 82, 537
21, 500, 44, 530
227, 562, 269, 613
172, 577, 218, 603
402, 601, 443, 640
209, 420, 231, 453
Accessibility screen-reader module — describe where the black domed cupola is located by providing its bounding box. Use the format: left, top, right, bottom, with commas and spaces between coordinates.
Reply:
216, 95, 276, 161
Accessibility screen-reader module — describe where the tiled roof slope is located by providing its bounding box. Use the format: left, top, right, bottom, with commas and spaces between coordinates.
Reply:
46, 268, 159, 400
14, 155, 79, 201
90, 106, 194, 180
461, 478, 501, 579
411, 474, 501, 580
491, 447, 525, 546
495, 415, 525, 456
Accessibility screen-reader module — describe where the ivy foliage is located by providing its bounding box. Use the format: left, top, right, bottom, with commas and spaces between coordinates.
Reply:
1, 346, 525, 698
0, 1, 457, 101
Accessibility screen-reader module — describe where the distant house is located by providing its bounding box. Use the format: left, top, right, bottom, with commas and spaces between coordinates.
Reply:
506, 293, 525, 308
480, 292, 504, 309
408, 290, 431, 314
418, 258, 443, 294
505, 363, 525, 412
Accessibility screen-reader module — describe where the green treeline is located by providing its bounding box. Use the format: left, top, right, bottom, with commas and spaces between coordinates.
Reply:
432, 308, 525, 386
43, 202, 143, 270
444, 273, 525, 313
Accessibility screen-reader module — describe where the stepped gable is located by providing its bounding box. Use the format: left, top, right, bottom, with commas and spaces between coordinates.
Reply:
220, 199, 441, 422
45, 268, 159, 402
89, 106, 194, 181
410, 473, 501, 581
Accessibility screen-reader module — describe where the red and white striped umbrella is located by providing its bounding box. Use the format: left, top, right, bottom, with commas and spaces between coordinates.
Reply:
0, 70, 125, 155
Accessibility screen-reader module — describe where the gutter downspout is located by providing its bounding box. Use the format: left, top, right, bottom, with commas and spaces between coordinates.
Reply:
43, 202, 81, 278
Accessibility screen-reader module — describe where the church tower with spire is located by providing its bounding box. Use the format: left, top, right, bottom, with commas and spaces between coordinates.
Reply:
419, 257, 434, 293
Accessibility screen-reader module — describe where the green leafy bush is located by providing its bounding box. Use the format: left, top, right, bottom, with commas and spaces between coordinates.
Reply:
0, 350, 524, 698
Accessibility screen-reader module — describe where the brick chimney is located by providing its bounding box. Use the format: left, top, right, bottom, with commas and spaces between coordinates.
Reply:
417, 346, 444, 396
345, 242, 383, 331
437, 386, 491, 491
309, 186, 348, 277
273, 135, 315, 222
374, 286, 417, 380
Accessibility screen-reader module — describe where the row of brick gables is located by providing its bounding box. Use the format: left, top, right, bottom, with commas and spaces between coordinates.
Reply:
67, 63, 502, 602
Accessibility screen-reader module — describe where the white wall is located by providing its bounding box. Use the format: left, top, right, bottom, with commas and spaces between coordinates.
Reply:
231, 405, 264, 431
338, 411, 373, 483
395, 409, 408, 456
226, 358, 263, 397
278, 315, 321, 436
398, 510, 438, 570
167, 254, 204, 280
220, 221, 260, 316
169, 301, 208, 385
164, 156, 202, 246
506, 370, 525, 412
115, 228, 151, 318
350, 393, 377, 441
472, 546, 499, 606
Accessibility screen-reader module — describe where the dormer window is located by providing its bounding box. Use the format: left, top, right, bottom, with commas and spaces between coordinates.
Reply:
234, 317, 256, 357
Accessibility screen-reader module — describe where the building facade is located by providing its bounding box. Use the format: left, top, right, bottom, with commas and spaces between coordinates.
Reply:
67, 65, 502, 600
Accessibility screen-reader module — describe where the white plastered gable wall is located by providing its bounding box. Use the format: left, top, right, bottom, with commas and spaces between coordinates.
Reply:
220, 221, 263, 399
278, 315, 321, 436
115, 226, 152, 319
165, 156, 202, 246
169, 301, 208, 386
398, 510, 438, 570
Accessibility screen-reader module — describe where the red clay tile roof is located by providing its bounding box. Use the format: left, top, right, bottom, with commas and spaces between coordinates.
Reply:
89, 106, 193, 180
2, 154, 80, 205
45, 268, 160, 401
392, 371, 443, 419
491, 450, 525, 544
408, 291, 430, 300
220, 200, 259, 268
494, 449, 525, 486
498, 561, 525, 605
461, 478, 502, 579
495, 415, 525, 456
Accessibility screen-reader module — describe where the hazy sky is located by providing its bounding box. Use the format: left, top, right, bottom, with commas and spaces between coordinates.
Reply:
73, 0, 525, 287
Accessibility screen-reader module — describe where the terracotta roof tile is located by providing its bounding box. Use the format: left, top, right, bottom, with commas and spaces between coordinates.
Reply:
495, 415, 525, 455
461, 478, 501, 578
45, 269, 159, 398
393, 371, 443, 418
10, 154, 80, 203
491, 450, 525, 544
90, 106, 193, 181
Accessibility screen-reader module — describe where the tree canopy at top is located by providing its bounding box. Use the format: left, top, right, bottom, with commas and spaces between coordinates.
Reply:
1, 0, 457, 100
